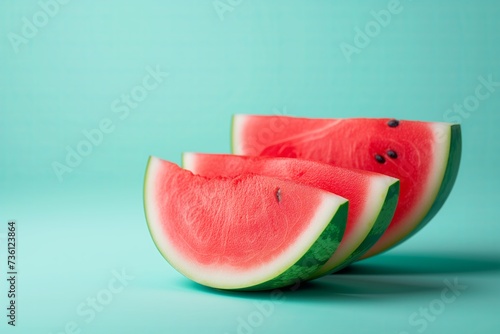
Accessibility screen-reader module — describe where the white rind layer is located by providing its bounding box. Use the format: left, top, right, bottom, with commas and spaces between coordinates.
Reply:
144, 156, 348, 290
182, 152, 197, 172
232, 114, 248, 155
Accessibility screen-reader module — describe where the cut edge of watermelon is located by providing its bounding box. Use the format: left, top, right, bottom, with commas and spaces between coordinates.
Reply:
361, 123, 461, 258
308, 177, 399, 279
144, 156, 349, 290
182, 151, 400, 279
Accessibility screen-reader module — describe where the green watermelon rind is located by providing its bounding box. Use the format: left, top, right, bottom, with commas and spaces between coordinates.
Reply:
425, 124, 462, 228
144, 156, 349, 291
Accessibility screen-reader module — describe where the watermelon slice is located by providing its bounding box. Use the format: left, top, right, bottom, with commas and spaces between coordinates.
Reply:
182, 153, 399, 278
144, 156, 349, 290
232, 115, 461, 258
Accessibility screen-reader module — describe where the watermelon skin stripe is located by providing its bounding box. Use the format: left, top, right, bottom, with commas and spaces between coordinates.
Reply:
361, 124, 462, 257
236, 202, 348, 291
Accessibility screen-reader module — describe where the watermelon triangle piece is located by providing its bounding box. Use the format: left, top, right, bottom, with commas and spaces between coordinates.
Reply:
182, 153, 399, 278
231, 115, 462, 259
144, 156, 348, 290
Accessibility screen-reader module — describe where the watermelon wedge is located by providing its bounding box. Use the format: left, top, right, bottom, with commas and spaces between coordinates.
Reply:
232, 115, 461, 258
182, 153, 399, 278
144, 156, 349, 290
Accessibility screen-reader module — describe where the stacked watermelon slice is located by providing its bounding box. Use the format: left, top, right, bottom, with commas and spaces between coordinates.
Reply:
144, 116, 461, 291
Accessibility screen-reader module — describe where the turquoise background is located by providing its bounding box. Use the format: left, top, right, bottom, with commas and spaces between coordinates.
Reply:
1, 1, 499, 333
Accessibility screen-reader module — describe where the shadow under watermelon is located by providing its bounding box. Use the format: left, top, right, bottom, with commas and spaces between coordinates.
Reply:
179, 252, 500, 301
336, 252, 500, 276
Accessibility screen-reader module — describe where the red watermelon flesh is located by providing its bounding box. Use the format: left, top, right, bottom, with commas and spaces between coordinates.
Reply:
144, 156, 348, 290
183, 153, 399, 277
232, 115, 461, 258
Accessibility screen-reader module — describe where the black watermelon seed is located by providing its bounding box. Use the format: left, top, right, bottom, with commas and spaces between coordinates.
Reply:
275, 187, 282, 203
375, 154, 386, 164
387, 150, 398, 159
387, 119, 400, 127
